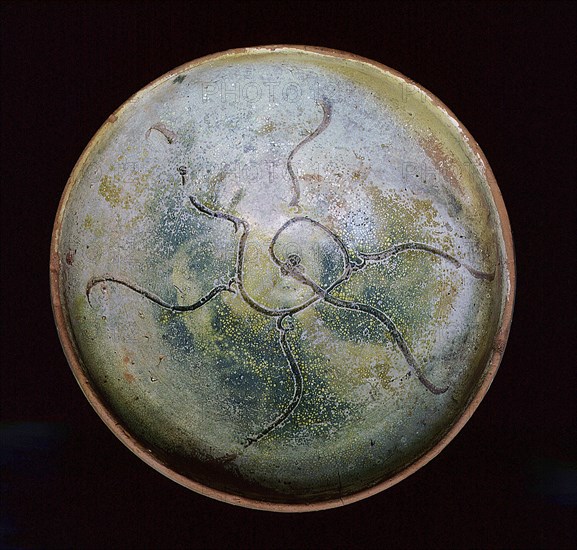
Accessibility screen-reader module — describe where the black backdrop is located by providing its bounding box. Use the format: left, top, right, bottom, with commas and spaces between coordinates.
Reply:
1, 2, 575, 548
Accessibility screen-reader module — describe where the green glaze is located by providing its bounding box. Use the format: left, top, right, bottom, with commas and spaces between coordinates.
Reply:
55, 47, 511, 507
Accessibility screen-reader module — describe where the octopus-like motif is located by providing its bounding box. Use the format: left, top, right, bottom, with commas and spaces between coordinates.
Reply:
87, 99, 493, 447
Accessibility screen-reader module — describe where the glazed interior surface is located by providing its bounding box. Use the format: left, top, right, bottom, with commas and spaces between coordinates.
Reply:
55, 48, 509, 504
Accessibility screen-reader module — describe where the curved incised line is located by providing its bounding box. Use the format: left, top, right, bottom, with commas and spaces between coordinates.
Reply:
244, 315, 303, 447
182, 167, 246, 233
145, 123, 177, 144
269, 215, 353, 289
323, 294, 448, 395
189, 197, 321, 317
86, 275, 233, 311
183, 171, 328, 318
359, 242, 495, 281
287, 98, 332, 207
270, 216, 350, 268
189, 194, 246, 233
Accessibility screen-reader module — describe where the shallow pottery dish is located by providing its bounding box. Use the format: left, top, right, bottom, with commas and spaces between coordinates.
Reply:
51, 46, 514, 511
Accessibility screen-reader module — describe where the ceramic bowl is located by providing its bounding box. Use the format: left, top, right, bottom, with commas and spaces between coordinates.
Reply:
51, 46, 515, 511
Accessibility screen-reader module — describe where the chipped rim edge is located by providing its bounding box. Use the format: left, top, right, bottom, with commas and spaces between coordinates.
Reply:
50, 44, 516, 513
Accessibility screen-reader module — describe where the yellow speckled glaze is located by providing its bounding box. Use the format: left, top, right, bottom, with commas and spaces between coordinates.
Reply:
51, 46, 514, 511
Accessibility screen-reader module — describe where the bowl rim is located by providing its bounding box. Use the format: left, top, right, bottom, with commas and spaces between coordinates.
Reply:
50, 44, 516, 513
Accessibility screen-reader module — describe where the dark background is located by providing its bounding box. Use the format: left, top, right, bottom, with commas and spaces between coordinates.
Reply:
1, 1, 576, 548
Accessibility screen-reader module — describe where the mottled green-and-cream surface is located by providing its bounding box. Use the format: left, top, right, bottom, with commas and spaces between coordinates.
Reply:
56, 48, 509, 503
